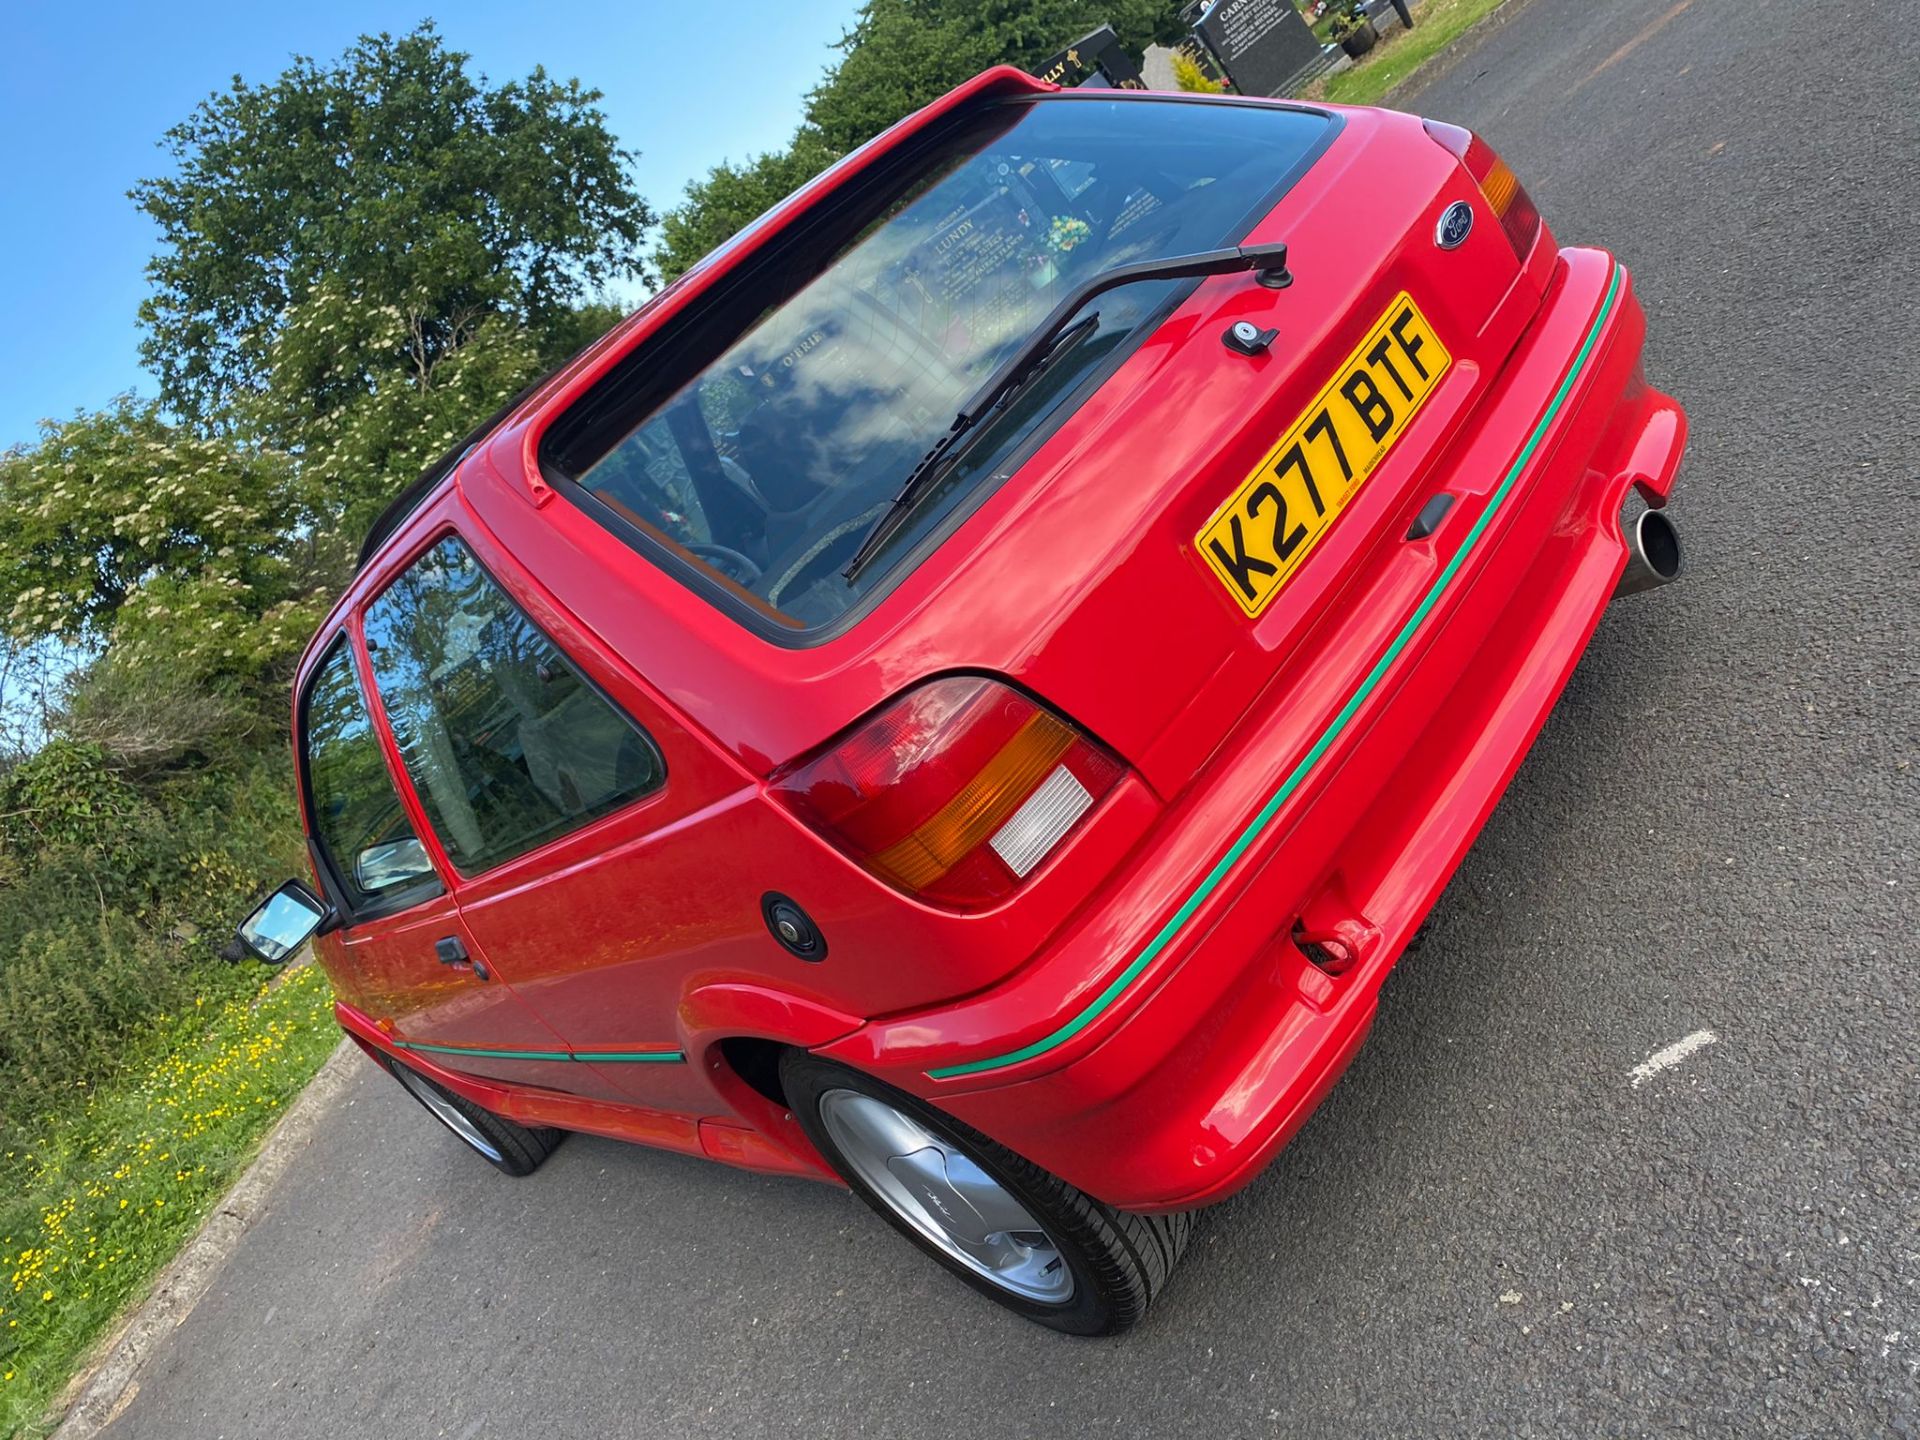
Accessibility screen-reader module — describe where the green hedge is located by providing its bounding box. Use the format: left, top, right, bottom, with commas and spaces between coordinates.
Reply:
0, 741, 304, 1139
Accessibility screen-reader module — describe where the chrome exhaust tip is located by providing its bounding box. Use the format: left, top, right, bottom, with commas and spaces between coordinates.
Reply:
1613, 505, 1682, 599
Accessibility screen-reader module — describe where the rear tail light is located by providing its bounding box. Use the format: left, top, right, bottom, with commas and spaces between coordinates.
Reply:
1422, 119, 1543, 260
771, 677, 1123, 910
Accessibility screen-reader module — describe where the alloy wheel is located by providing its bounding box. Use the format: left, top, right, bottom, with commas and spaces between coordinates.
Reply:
818, 1087, 1074, 1303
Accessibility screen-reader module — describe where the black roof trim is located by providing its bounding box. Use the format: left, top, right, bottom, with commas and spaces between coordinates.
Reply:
354, 311, 628, 571
354, 375, 549, 570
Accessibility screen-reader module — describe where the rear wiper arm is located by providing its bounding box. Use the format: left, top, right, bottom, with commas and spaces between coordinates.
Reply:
842, 313, 1101, 582
842, 240, 1291, 582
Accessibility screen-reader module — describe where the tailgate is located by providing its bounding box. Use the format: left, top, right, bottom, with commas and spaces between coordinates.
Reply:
1006, 107, 1551, 797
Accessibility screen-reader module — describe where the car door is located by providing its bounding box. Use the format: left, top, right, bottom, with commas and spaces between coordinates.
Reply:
356, 524, 760, 1113
300, 630, 589, 1096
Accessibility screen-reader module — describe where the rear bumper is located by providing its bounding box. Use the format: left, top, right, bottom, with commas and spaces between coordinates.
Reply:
818, 249, 1685, 1211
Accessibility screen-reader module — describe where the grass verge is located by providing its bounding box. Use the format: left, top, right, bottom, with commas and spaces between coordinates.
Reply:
0, 963, 337, 1439
1317, 0, 1509, 106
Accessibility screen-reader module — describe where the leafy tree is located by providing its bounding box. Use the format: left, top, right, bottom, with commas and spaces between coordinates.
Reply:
1171, 50, 1226, 93
0, 26, 649, 1161
0, 399, 330, 679
258, 282, 628, 539
258, 278, 548, 539
655, 0, 1188, 280
808, 0, 1184, 154
133, 24, 651, 427
653, 133, 839, 285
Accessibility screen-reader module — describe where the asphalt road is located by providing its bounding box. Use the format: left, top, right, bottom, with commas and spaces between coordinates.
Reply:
93, 0, 1918, 1434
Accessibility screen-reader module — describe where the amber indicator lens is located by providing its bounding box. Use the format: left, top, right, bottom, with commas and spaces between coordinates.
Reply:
771, 677, 1122, 909
1423, 119, 1543, 260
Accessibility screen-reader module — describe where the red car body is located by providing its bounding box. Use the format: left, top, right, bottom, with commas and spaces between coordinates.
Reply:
300, 68, 1685, 1215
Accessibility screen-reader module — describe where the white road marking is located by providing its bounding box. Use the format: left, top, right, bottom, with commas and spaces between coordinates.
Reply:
1630, 1028, 1719, 1088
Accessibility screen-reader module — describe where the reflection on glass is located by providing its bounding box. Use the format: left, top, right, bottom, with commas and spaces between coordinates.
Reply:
569, 100, 1330, 626
305, 644, 433, 910
353, 836, 435, 891
240, 885, 325, 963
363, 538, 664, 874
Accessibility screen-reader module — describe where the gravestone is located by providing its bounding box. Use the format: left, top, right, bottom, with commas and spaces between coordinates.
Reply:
1034, 25, 1148, 89
1192, 0, 1325, 97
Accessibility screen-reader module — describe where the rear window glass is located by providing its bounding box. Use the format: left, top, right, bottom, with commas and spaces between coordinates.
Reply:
545, 97, 1329, 635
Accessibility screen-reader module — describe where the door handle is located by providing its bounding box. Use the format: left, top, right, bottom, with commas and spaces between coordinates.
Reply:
434, 936, 490, 982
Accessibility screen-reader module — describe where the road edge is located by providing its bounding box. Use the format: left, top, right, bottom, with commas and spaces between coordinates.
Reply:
1383, 0, 1539, 107
45, 1036, 359, 1440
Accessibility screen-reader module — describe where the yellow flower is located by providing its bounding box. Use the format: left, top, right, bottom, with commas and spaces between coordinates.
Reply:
42, 1289, 53, 1301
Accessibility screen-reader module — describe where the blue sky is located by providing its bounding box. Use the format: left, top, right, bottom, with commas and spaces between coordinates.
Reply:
0, 0, 864, 450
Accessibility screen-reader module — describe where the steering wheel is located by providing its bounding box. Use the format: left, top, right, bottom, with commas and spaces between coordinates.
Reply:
764, 502, 891, 608
685, 541, 763, 587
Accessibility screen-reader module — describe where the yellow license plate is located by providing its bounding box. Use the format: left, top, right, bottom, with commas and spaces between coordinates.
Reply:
1196, 293, 1451, 618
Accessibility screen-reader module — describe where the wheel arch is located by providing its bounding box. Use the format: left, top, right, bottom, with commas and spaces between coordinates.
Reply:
680, 978, 865, 1105
680, 980, 866, 1176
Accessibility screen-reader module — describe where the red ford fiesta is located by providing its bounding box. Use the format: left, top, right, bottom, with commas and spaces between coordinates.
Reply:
236, 66, 1686, 1334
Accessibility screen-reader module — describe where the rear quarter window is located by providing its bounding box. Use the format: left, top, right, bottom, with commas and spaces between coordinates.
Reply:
361, 537, 665, 874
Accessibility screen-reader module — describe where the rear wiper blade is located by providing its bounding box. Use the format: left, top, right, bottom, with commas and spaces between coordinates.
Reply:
842, 313, 1100, 581
841, 240, 1291, 582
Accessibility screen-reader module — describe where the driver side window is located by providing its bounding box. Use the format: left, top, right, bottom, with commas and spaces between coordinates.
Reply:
302, 641, 439, 913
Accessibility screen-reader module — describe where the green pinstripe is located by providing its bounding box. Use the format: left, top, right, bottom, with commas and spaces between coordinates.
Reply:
928, 265, 1624, 1082
574, 1050, 690, 1063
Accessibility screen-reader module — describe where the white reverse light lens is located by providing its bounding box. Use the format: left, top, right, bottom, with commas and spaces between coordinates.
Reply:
988, 765, 1094, 878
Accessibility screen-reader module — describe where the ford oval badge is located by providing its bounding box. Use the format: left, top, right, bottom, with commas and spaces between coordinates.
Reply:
1436, 200, 1474, 250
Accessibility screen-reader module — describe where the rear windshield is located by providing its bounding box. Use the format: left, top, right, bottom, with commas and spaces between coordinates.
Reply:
545, 96, 1330, 636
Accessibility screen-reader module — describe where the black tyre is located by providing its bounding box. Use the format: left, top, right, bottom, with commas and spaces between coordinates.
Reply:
380, 1054, 564, 1177
780, 1050, 1190, 1335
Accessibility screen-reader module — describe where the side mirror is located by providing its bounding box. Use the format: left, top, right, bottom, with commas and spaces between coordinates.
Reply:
235, 880, 333, 965
353, 836, 434, 892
